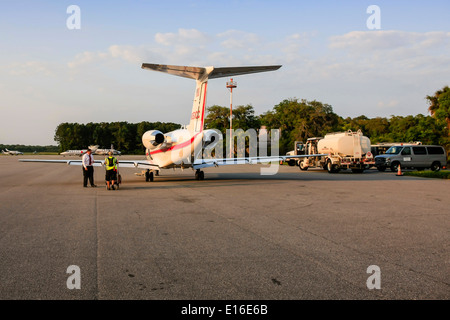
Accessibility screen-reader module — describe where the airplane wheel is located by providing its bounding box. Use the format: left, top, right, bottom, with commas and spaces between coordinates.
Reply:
145, 170, 154, 182
195, 170, 204, 180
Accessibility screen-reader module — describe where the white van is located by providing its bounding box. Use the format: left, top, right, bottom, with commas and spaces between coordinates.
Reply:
375, 145, 447, 172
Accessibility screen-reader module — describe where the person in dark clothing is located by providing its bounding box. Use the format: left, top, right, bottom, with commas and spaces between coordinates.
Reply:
82, 148, 97, 187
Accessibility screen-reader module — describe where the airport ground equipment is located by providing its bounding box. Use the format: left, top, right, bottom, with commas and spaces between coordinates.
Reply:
285, 141, 306, 166
287, 130, 375, 173
374, 144, 447, 172
370, 141, 422, 156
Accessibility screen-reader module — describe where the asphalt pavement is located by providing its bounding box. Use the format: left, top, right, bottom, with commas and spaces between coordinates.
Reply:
0, 155, 448, 300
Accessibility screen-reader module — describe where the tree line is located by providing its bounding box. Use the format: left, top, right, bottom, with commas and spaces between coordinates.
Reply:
205, 102, 449, 155
54, 121, 180, 154
51, 86, 449, 156
0, 144, 59, 153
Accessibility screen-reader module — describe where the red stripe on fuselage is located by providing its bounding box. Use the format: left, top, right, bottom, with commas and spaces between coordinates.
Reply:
200, 81, 207, 131
149, 132, 200, 155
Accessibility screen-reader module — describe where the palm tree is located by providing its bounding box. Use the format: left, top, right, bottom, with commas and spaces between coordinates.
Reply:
426, 86, 450, 136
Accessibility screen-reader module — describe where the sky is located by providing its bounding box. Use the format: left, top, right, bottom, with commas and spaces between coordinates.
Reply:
1, 0, 449, 145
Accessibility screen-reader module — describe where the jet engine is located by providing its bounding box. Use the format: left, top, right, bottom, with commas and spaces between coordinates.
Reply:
142, 130, 165, 150
202, 129, 222, 149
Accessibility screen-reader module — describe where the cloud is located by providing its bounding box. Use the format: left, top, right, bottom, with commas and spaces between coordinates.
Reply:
329, 30, 450, 53
155, 28, 211, 46
281, 32, 317, 63
217, 30, 261, 50
377, 100, 399, 109
285, 30, 450, 82
67, 28, 276, 69
64, 29, 450, 95
7, 61, 55, 76
68, 45, 164, 69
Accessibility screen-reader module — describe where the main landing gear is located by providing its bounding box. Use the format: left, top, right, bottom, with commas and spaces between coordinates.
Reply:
195, 169, 204, 180
145, 170, 154, 182
145, 169, 204, 181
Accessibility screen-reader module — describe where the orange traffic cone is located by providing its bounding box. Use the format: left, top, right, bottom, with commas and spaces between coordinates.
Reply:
396, 164, 403, 176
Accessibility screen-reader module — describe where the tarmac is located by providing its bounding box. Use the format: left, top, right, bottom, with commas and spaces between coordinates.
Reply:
0, 155, 448, 300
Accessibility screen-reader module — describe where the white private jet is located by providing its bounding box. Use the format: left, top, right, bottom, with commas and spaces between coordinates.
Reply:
60, 145, 99, 157
60, 149, 87, 157
95, 144, 121, 156
2, 148, 23, 155
20, 63, 325, 181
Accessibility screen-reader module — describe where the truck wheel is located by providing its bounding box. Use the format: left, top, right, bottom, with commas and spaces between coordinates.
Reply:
327, 161, 333, 173
299, 160, 308, 171
288, 160, 296, 166
390, 162, 400, 172
327, 160, 339, 173
430, 162, 441, 172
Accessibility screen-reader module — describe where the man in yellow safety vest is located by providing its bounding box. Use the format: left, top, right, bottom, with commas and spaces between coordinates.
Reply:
105, 151, 118, 190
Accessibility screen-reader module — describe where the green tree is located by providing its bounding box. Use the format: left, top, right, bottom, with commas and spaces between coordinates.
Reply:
232, 104, 260, 131
259, 98, 342, 154
204, 105, 230, 135
426, 86, 450, 136
54, 121, 181, 154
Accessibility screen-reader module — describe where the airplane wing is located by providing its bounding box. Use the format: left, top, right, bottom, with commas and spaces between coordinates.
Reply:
18, 159, 159, 169
192, 154, 327, 169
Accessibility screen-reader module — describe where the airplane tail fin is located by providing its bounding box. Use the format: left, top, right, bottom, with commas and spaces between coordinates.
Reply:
141, 63, 281, 134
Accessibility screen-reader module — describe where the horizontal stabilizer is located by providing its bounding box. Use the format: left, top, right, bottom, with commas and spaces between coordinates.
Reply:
209, 65, 281, 79
142, 63, 281, 82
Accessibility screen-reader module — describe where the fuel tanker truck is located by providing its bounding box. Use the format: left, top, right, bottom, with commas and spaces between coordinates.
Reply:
287, 130, 375, 173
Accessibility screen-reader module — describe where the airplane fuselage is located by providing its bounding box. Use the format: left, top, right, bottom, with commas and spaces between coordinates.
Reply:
2, 149, 23, 155
146, 128, 204, 168
60, 150, 86, 156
